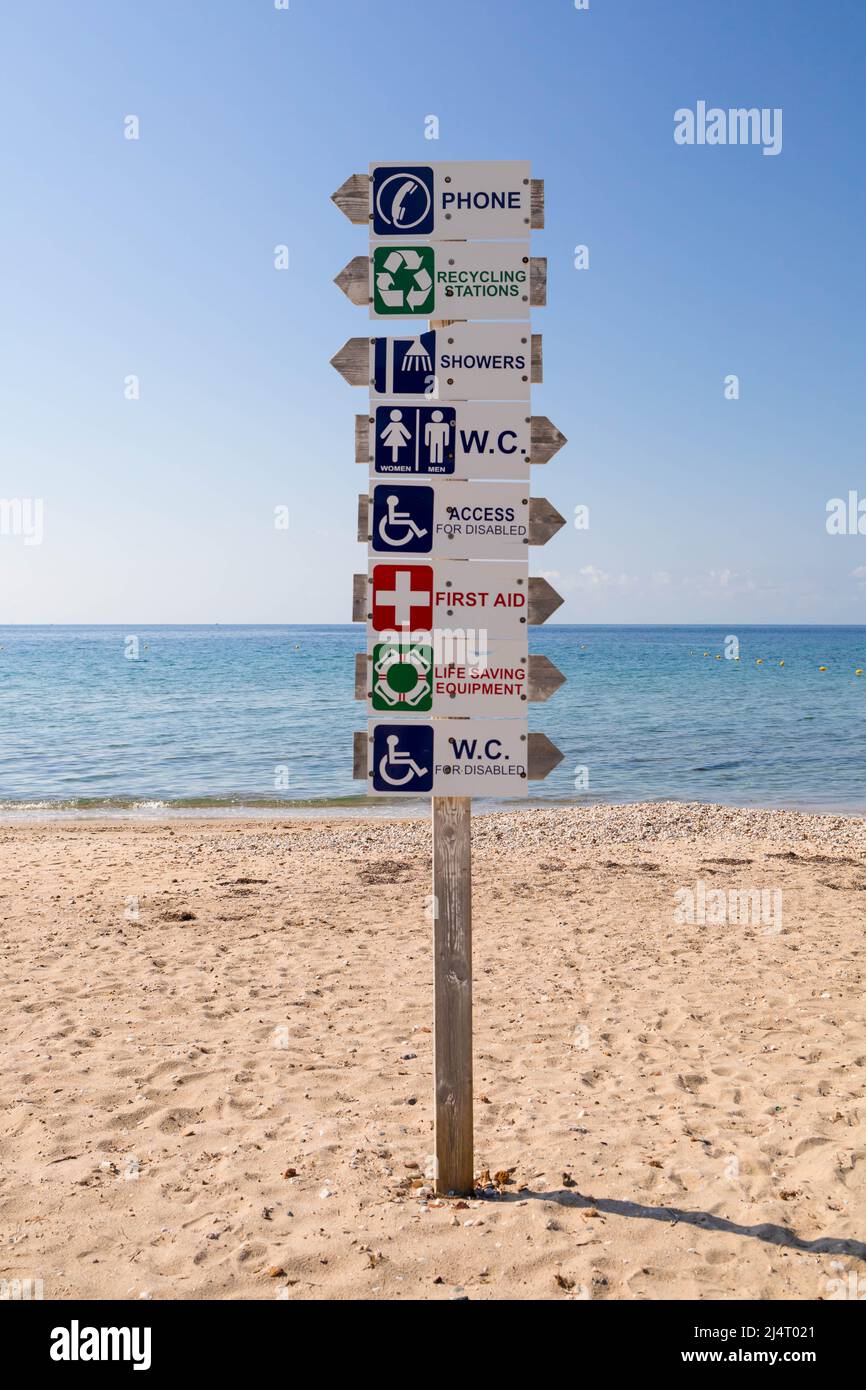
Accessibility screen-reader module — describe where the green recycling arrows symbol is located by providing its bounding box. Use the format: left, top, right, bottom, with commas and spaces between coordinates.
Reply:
372, 246, 435, 316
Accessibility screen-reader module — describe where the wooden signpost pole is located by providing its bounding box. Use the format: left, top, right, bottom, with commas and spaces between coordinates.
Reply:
428, 315, 473, 1196
432, 793, 473, 1195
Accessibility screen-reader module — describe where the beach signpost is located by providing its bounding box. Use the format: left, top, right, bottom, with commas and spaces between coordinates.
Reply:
333, 160, 566, 1196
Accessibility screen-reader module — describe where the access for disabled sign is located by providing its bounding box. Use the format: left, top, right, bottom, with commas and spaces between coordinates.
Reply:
370, 243, 532, 320
367, 480, 529, 560
366, 718, 530, 796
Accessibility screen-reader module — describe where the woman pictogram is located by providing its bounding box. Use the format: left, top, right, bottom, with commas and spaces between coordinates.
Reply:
380, 409, 412, 464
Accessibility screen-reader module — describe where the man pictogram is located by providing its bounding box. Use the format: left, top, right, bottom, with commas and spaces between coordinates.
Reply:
424, 409, 452, 465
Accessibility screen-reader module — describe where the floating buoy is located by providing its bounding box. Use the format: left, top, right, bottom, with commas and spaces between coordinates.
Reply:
818, 666, 827, 672
715, 654, 721, 660
756, 659, 763, 665
703, 652, 709, 657
856, 669, 863, 677
779, 660, 785, 667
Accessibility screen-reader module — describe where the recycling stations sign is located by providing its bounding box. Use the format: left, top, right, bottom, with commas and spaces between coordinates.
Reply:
370, 243, 531, 320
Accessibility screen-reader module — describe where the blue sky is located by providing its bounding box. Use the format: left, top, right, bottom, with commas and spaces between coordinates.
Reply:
1, 0, 864, 623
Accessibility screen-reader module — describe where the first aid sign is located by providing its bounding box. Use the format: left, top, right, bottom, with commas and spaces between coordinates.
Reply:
370, 161, 532, 240
366, 560, 531, 640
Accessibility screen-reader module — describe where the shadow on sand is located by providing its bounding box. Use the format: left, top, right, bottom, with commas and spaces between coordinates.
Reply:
495, 1187, 866, 1262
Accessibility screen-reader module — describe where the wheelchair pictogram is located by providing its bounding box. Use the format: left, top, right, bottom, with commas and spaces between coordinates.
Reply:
370, 485, 434, 554
371, 724, 434, 792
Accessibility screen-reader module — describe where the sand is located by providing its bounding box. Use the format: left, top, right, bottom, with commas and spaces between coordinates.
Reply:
1, 802, 865, 1302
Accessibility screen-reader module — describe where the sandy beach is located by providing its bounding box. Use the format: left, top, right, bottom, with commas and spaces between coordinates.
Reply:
1, 803, 864, 1302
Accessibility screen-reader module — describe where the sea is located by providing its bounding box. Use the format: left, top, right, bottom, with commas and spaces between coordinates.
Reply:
0, 624, 864, 818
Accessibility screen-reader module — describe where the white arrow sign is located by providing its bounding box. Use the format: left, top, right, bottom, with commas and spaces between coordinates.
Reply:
363, 480, 526, 561
365, 718, 530, 796
364, 243, 537, 320
358, 407, 567, 480
365, 639, 531, 717
356, 560, 564, 638
332, 161, 537, 240
365, 324, 539, 401
362, 403, 529, 479
358, 641, 566, 717
360, 483, 565, 560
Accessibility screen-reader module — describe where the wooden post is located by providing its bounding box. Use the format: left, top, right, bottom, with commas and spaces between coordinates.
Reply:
432, 795, 473, 1195
428, 314, 473, 1197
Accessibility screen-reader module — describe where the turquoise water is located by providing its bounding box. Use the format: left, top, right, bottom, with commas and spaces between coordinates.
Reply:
0, 625, 864, 816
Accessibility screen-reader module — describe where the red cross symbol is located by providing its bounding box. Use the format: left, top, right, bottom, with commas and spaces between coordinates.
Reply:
371, 564, 433, 632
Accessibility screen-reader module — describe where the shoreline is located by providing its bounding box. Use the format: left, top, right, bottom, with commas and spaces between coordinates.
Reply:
2, 794, 866, 826
1, 795, 866, 834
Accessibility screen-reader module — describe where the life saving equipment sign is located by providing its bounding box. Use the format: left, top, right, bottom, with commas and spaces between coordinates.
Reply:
365, 639, 530, 717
